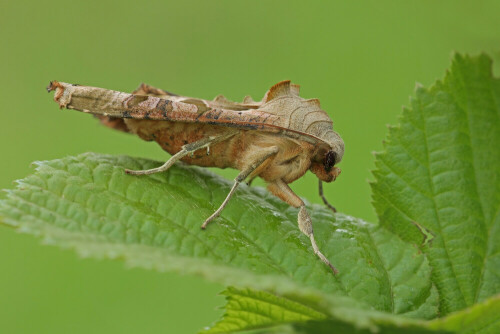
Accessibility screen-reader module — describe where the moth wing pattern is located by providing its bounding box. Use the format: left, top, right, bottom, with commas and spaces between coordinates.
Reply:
94, 82, 177, 133
52, 80, 342, 157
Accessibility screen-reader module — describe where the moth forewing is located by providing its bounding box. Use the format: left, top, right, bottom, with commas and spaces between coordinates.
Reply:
47, 80, 344, 274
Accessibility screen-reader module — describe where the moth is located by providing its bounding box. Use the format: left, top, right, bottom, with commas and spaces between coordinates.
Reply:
47, 80, 344, 274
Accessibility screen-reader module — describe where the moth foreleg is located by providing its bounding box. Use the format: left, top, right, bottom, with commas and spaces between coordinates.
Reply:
267, 180, 338, 274
318, 180, 337, 213
201, 146, 279, 229
125, 132, 236, 176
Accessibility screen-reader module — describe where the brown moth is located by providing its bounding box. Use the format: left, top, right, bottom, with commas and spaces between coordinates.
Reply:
47, 80, 344, 274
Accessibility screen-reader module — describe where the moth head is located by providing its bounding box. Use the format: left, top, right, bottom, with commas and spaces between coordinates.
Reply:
310, 149, 342, 182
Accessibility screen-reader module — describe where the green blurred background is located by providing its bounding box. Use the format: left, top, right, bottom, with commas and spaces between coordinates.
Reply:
1, 1, 499, 333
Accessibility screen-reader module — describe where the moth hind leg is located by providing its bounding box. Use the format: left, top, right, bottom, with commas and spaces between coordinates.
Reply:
125, 133, 236, 176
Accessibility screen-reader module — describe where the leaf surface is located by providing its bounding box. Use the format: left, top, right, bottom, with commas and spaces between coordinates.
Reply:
210, 288, 499, 334
203, 287, 326, 334
429, 294, 500, 334
0, 153, 436, 331
207, 287, 442, 334
372, 54, 500, 315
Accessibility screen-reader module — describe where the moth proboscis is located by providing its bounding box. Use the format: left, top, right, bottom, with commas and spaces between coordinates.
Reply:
47, 80, 344, 274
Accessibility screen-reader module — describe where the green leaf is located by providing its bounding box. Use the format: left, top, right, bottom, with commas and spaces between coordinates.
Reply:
251, 322, 441, 334
203, 287, 327, 333
209, 289, 500, 334
371, 54, 500, 315
429, 294, 500, 334
0, 153, 437, 331
238, 320, 442, 334
206, 287, 443, 334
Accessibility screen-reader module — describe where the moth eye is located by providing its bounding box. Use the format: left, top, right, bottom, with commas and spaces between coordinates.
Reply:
323, 151, 338, 172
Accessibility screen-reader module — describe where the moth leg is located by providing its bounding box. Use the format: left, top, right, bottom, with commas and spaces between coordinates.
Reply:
267, 180, 338, 274
318, 180, 337, 213
125, 132, 236, 175
245, 153, 275, 186
201, 146, 279, 229
246, 176, 256, 186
